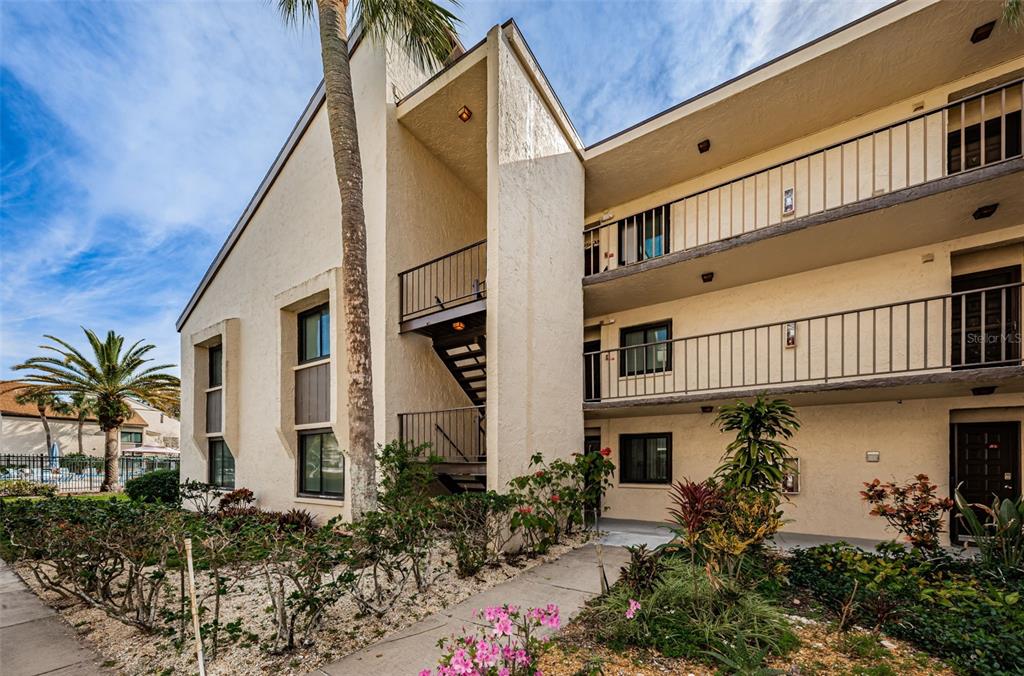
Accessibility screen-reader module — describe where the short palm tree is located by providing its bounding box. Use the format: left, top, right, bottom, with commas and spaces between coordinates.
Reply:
13, 386, 70, 453
67, 392, 97, 455
276, 0, 459, 517
13, 329, 179, 491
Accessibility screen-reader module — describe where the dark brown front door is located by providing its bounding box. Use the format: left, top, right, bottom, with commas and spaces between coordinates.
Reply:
950, 266, 1021, 368
950, 421, 1021, 541
584, 340, 601, 402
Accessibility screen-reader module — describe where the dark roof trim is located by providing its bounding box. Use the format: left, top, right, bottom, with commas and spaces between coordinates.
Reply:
176, 33, 366, 331
583, 0, 907, 151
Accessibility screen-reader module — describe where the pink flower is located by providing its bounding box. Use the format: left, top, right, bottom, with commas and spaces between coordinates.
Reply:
419, 671, 432, 676
550, 494, 560, 503
600, 447, 611, 457
493, 615, 513, 637
498, 670, 510, 676
625, 598, 641, 620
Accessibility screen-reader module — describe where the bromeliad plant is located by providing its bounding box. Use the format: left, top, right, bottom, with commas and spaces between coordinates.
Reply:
954, 488, 1024, 573
861, 474, 953, 552
422, 604, 560, 676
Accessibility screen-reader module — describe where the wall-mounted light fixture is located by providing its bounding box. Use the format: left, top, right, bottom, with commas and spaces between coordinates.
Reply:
700, 405, 714, 414
783, 188, 795, 215
457, 105, 472, 122
600, 212, 615, 223
701, 272, 715, 283
785, 322, 797, 348
973, 203, 999, 220
697, 139, 711, 154
971, 21, 995, 44
452, 321, 466, 331
866, 451, 880, 463
921, 253, 934, 264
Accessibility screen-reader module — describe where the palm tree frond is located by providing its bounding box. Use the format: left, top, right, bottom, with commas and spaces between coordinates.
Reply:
276, 0, 317, 26
355, 0, 461, 70
1005, 0, 1024, 31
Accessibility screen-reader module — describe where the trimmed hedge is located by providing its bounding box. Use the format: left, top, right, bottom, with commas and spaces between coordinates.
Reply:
124, 468, 180, 504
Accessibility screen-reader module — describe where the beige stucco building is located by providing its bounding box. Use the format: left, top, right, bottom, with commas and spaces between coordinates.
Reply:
177, 1, 1024, 543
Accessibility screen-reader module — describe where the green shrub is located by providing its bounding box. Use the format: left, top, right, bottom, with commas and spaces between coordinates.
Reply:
618, 544, 663, 595
955, 489, 1024, 574
124, 468, 180, 504
437, 491, 515, 576
791, 542, 1024, 675
588, 557, 794, 664
0, 479, 57, 498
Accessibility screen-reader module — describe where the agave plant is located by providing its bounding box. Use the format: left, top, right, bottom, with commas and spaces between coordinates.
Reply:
954, 487, 1024, 572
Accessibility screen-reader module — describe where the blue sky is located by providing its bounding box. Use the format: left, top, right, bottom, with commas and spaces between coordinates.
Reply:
0, 0, 888, 377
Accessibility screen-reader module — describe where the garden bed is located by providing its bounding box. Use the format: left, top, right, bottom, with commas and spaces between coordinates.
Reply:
13, 532, 592, 675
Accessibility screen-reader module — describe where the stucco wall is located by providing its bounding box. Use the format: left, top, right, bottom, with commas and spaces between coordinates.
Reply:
594, 393, 1024, 542
485, 27, 585, 489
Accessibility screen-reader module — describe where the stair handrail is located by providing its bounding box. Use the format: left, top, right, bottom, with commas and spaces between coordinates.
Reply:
434, 423, 472, 462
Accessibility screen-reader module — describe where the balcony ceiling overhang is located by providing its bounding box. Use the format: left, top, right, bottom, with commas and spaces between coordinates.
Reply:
397, 44, 489, 197
583, 163, 1024, 318
581, 0, 1024, 216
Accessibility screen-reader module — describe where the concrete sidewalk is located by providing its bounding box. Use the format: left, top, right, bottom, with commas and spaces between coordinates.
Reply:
312, 544, 629, 676
0, 559, 110, 676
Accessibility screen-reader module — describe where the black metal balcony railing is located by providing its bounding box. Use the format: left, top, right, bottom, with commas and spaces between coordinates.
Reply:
584, 283, 1023, 402
584, 78, 1024, 276
399, 239, 486, 323
398, 405, 486, 462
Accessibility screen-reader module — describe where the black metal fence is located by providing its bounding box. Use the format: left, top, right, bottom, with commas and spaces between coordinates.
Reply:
399, 239, 487, 323
585, 283, 1023, 402
398, 406, 486, 462
0, 454, 180, 493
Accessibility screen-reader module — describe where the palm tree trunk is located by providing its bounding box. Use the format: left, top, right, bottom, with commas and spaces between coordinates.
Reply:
77, 413, 85, 455
317, 0, 376, 517
37, 404, 52, 452
101, 427, 120, 492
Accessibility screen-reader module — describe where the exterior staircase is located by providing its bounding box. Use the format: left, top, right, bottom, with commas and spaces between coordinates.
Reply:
432, 331, 486, 407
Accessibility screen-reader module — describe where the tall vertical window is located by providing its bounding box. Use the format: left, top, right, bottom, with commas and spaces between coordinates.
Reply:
617, 206, 670, 266
208, 344, 223, 387
619, 433, 671, 484
299, 429, 344, 498
208, 438, 235, 489
620, 321, 672, 376
299, 305, 330, 363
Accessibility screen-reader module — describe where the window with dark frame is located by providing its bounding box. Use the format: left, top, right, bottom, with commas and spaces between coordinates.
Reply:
619, 433, 672, 484
298, 305, 330, 363
208, 438, 235, 489
617, 206, 670, 266
208, 344, 223, 387
299, 429, 344, 498
619, 321, 672, 376
120, 431, 143, 447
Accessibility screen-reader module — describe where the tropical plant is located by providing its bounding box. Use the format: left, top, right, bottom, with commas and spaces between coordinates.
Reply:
618, 544, 663, 595
666, 477, 723, 561
861, 474, 953, 551
955, 488, 1024, 573
437, 491, 516, 576
12, 385, 70, 452
1005, 0, 1023, 31
67, 392, 96, 455
713, 397, 800, 493
13, 329, 179, 491
275, 0, 459, 518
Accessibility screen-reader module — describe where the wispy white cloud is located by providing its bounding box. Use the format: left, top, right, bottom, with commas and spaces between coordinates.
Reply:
1, 0, 888, 377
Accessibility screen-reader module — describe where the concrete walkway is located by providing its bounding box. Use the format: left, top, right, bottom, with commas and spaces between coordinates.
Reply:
0, 559, 110, 676
312, 544, 630, 676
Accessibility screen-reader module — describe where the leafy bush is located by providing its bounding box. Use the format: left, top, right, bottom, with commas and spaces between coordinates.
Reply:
955, 489, 1024, 574
217, 487, 255, 511
437, 491, 515, 577
588, 557, 794, 664
0, 479, 57, 497
618, 544, 663, 595
860, 474, 953, 551
713, 397, 800, 493
124, 468, 180, 504
791, 541, 1024, 674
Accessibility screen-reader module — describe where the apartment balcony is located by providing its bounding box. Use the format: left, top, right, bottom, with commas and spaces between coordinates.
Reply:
399, 239, 486, 335
583, 79, 1024, 316
398, 405, 486, 491
584, 283, 1024, 415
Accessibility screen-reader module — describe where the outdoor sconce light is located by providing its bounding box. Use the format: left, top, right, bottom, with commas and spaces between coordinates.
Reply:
971, 21, 995, 44
701, 271, 714, 283
785, 322, 797, 348
600, 212, 615, 223
697, 139, 711, 154
782, 187, 795, 215
452, 321, 466, 331
700, 405, 714, 414
457, 105, 472, 122
973, 203, 999, 220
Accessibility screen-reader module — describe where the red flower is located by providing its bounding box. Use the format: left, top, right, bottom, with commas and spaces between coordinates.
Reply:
550, 494, 560, 503
518, 506, 533, 515
600, 447, 612, 457
535, 470, 545, 478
